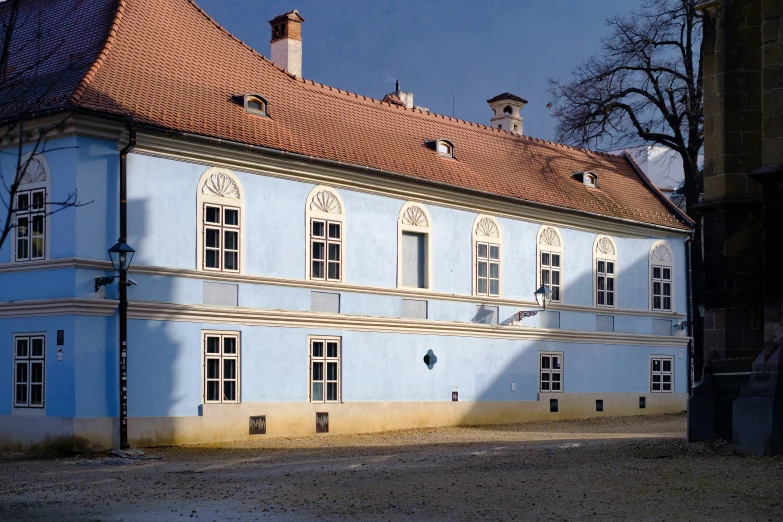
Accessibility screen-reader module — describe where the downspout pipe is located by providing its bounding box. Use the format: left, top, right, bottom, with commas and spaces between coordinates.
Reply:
118, 124, 135, 449
685, 233, 694, 394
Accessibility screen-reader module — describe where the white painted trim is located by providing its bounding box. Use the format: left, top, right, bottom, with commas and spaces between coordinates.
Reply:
649, 354, 675, 393
308, 335, 342, 404
201, 330, 241, 404
125, 300, 690, 347
539, 351, 564, 393
472, 215, 502, 297
196, 167, 246, 274
0, 258, 686, 319
304, 186, 346, 283
397, 202, 433, 291
12, 152, 51, 264
593, 235, 618, 308
11, 332, 47, 412
536, 225, 564, 303
0, 298, 117, 318
649, 240, 674, 312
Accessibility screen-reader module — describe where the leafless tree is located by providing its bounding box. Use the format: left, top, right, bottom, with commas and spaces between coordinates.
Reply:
548, 0, 703, 211
0, 0, 88, 256
548, 0, 704, 380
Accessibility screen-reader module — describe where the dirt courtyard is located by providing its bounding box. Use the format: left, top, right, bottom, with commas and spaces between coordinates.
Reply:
1, 413, 782, 521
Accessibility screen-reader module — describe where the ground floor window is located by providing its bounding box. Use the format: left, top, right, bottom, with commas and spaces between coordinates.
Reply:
650, 356, 673, 393
310, 337, 340, 403
539, 352, 563, 393
13, 334, 45, 408
203, 331, 240, 403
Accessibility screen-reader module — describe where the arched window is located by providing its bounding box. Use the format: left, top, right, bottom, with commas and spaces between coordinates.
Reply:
649, 241, 674, 311
593, 235, 617, 308
305, 186, 345, 282
472, 215, 502, 297
244, 94, 268, 117
397, 202, 432, 289
537, 225, 563, 303
197, 167, 245, 273
14, 152, 50, 262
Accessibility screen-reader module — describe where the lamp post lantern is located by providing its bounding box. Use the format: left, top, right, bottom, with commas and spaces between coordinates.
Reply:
534, 284, 552, 310
108, 238, 135, 449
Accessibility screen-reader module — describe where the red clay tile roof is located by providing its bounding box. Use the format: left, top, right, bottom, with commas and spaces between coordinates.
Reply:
0, 0, 691, 231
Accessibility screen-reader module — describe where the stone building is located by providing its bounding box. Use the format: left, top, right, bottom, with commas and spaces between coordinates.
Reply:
688, 0, 783, 454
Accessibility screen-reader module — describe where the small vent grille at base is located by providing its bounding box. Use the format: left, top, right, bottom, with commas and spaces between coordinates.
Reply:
249, 415, 266, 435
316, 412, 329, 433
596, 400, 604, 412
639, 397, 646, 409
550, 399, 558, 413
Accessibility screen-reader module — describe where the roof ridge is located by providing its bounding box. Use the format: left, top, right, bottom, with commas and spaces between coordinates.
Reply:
69, 0, 127, 105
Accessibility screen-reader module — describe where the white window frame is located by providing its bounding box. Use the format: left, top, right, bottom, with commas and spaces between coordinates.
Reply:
649, 241, 674, 312
537, 226, 563, 303
309, 336, 341, 403
305, 186, 345, 283
539, 352, 563, 393
13, 152, 50, 263
202, 331, 240, 404
593, 235, 617, 308
196, 167, 245, 273
13, 333, 46, 409
650, 355, 674, 393
397, 202, 432, 290
436, 140, 454, 158
202, 203, 241, 272
472, 215, 502, 297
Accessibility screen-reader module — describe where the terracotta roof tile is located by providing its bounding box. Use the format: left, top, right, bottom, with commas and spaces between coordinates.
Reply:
0, 0, 690, 231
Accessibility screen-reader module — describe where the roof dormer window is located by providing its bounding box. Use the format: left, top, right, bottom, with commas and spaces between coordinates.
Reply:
244, 94, 268, 117
573, 171, 598, 188
436, 140, 453, 157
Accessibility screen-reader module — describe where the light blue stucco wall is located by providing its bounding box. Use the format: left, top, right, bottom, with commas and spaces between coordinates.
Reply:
127, 319, 686, 418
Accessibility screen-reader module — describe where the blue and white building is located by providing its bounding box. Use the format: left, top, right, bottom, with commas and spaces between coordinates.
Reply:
0, 0, 693, 451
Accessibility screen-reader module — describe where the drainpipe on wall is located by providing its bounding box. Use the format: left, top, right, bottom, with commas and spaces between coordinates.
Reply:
685, 233, 694, 394
118, 125, 136, 449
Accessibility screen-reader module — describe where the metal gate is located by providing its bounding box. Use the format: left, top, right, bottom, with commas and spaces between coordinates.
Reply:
711, 356, 753, 441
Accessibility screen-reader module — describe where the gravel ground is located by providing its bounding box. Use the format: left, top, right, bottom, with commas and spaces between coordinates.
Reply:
1, 413, 782, 521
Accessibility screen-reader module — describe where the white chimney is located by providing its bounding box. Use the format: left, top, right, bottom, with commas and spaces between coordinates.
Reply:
382, 80, 429, 111
269, 10, 305, 78
487, 93, 527, 134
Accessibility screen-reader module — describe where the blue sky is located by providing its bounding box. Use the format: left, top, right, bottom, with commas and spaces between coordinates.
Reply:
197, 0, 636, 142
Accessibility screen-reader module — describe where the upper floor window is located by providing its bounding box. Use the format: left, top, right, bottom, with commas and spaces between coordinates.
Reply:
472, 215, 502, 297
305, 186, 345, 282
537, 226, 563, 303
197, 168, 245, 273
594, 235, 617, 308
650, 241, 674, 311
244, 94, 268, 117
398, 202, 432, 290
14, 153, 50, 262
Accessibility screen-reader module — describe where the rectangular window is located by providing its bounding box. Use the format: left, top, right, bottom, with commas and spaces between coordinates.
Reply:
310, 337, 340, 403
401, 231, 426, 288
650, 356, 673, 393
15, 189, 46, 261
13, 334, 45, 408
539, 352, 563, 393
203, 204, 240, 272
540, 251, 561, 302
203, 332, 240, 403
652, 265, 672, 311
596, 259, 615, 307
310, 219, 341, 281
476, 242, 500, 296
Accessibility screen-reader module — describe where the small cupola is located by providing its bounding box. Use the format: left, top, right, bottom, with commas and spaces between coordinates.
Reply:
487, 92, 527, 135
573, 171, 598, 188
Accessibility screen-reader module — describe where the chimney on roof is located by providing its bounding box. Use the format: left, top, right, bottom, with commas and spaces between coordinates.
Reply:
487, 93, 527, 135
382, 80, 428, 111
269, 9, 305, 78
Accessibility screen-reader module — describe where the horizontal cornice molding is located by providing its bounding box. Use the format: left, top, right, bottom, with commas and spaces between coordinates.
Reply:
0, 257, 687, 319
0, 298, 118, 318
127, 300, 689, 347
